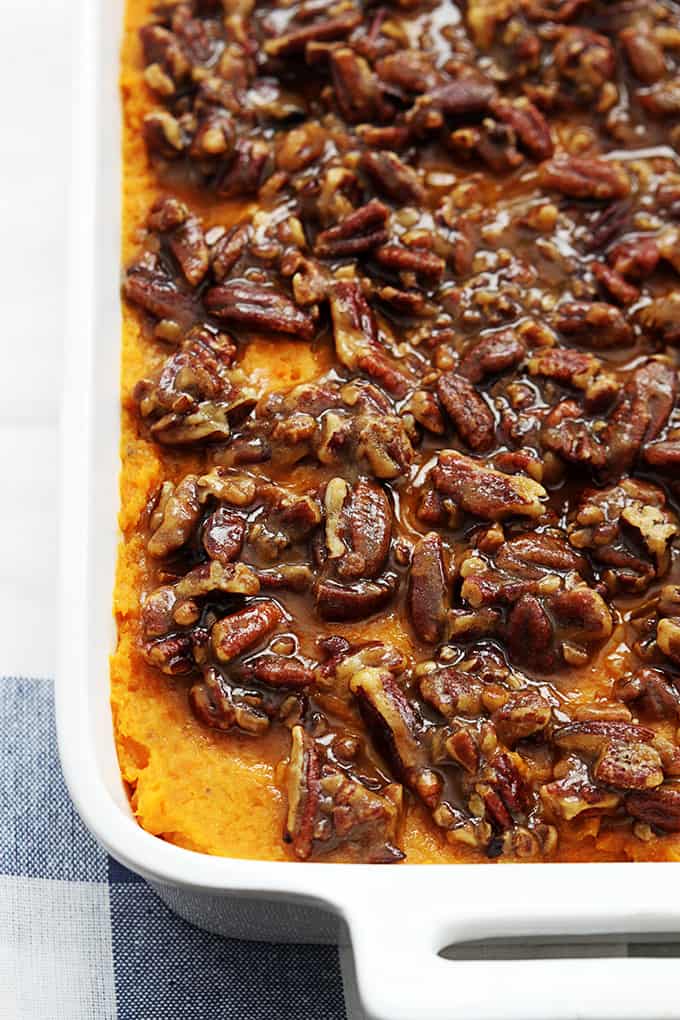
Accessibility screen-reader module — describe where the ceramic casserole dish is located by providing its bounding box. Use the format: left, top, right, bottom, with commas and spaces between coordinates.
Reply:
57, 0, 680, 1016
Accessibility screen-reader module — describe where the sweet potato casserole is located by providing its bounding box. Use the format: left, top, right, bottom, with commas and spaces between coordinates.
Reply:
112, 0, 680, 863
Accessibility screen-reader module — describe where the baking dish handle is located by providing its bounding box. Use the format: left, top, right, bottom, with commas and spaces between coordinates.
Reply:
347, 905, 680, 1020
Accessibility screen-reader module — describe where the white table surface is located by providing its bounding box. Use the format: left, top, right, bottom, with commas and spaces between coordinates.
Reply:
0, 0, 72, 678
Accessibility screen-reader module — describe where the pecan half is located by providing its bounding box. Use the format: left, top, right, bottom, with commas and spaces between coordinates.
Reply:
148, 196, 210, 287
489, 97, 553, 160
316, 574, 398, 621
337, 478, 393, 580
360, 151, 425, 205
437, 373, 496, 451
626, 785, 680, 832
328, 281, 409, 396
556, 301, 633, 348
408, 533, 448, 643
620, 27, 666, 83
211, 600, 284, 662
330, 48, 385, 124
349, 665, 440, 806
190, 666, 270, 735
539, 157, 631, 200
458, 331, 526, 383
433, 451, 547, 520
315, 200, 390, 258
205, 281, 316, 339
284, 726, 321, 859
124, 251, 199, 326
202, 506, 247, 564
264, 12, 362, 58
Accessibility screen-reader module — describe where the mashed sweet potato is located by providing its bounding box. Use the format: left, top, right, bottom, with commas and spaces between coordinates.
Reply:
112, 0, 680, 864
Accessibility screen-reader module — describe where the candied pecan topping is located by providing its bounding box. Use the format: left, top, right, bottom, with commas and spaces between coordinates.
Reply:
568, 479, 679, 593
123, 0, 680, 864
284, 725, 404, 862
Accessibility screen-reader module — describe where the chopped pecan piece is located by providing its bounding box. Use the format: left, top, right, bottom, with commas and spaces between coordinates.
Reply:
433, 450, 547, 520
555, 301, 633, 348
148, 476, 201, 557
614, 668, 680, 723
639, 292, 680, 345
134, 327, 243, 446
639, 80, 680, 119
492, 691, 552, 746
656, 586, 680, 666
568, 479, 678, 593
644, 439, 680, 470
284, 726, 404, 862
419, 666, 484, 718
553, 27, 615, 103
541, 771, 620, 820
190, 667, 270, 735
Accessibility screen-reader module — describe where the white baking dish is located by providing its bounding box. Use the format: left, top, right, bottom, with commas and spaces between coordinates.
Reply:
57, 1, 680, 1017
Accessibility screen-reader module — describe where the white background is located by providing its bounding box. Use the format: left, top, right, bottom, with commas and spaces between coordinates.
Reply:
0, 0, 71, 678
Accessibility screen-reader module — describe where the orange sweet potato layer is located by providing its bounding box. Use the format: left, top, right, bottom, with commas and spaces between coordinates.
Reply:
112, 0, 680, 863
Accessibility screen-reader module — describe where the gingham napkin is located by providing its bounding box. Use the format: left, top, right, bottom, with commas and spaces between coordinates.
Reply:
0, 677, 355, 1020
0, 2, 359, 1016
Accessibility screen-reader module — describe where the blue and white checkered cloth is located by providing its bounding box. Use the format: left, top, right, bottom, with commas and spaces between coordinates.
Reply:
0, 677, 355, 1019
